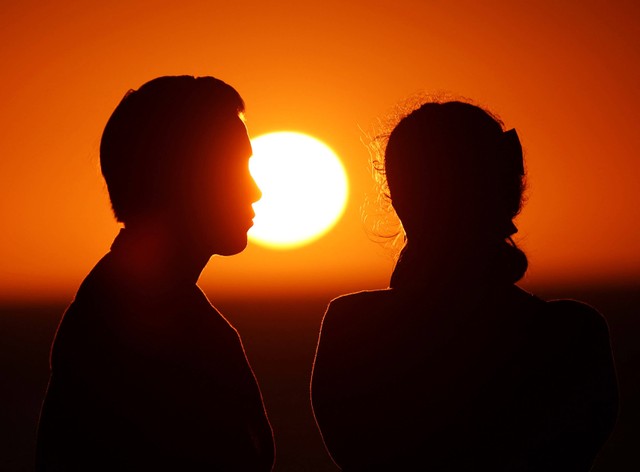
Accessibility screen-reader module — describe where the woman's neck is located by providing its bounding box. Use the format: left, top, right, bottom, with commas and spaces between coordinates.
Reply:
390, 236, 498, 291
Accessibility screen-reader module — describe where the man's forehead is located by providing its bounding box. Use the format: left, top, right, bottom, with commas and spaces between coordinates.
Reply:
228, 116, 252, 157
203, 115, 252, 161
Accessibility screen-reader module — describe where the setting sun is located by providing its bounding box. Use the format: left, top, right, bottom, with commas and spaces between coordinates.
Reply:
248, 132, 349, 249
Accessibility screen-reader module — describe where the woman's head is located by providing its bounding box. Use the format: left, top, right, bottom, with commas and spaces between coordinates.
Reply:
100, 75, 261, 255
384, 101, 524, 238
379, 100, 528, 283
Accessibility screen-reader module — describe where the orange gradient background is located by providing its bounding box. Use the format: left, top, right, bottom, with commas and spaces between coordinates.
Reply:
1, 0, 639, 303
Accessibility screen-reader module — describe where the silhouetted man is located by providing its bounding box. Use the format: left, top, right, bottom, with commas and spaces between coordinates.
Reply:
36, 76, 274, 471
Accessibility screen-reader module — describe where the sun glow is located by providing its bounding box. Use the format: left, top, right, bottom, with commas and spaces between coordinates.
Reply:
248, 132, 349, 249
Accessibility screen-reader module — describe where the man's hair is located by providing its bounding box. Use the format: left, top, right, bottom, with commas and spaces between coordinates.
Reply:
100, 75, 245, 223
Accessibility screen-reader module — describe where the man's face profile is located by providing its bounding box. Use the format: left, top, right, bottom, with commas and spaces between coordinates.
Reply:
175, 116, 261, 257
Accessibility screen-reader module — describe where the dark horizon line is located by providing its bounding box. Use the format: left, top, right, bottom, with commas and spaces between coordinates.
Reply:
0, 279, 638, 309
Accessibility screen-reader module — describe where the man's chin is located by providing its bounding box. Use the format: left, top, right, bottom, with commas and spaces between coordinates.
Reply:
213, 237, 248, 257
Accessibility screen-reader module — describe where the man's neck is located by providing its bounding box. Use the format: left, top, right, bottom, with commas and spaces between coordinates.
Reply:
111, 223, 211, 286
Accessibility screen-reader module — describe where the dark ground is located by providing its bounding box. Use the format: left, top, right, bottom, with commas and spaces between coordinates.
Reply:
1, 284, 637, 471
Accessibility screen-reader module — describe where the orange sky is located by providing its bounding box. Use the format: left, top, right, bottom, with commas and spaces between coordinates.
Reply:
1, 0, 639, 302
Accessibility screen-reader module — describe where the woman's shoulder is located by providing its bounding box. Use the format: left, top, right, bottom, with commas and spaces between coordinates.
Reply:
523, 288, 609, 334
324, 289, 398, 318
319, 289, 395, 335
328, 289, 395, 310
508, 286, 609, 331
543, 298, 612, 351
546, 297, 607, 323
513, 289, 614, 367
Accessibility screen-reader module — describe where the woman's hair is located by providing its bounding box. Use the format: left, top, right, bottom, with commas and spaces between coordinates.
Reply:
374, 99, 528, 284
100, 75, 245, 223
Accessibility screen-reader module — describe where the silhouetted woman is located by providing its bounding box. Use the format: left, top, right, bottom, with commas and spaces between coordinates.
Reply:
36, 76, 274, 471
311, 101, 618, 471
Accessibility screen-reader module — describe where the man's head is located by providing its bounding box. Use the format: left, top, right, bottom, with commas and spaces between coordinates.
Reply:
100, 76, 261, 255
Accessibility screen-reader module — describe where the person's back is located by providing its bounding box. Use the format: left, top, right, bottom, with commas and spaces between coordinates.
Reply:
311, 100, 618, 470
312, 283, 618, 470
37, 232, 273, 470
36, 76, 274, 471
